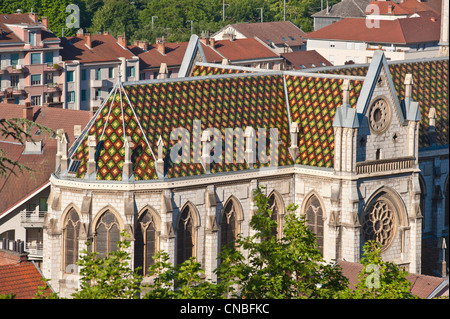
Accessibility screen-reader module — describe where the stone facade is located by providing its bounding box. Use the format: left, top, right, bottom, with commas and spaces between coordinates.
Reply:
42, 51, 425, 297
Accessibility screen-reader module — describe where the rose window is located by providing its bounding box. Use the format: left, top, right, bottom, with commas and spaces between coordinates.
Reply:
363, 200, 395, 247
369, 99, 391, 134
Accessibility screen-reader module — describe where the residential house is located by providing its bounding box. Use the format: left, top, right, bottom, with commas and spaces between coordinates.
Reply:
0, 12, 63, 107
312, 0, 372, 30
305, 9, 443, 65
211, 21, 306, 54
60, 31, 139, 111
0, 103, 91, 265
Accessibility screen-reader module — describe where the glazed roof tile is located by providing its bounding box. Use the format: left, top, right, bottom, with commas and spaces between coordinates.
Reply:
65, 54, 447, 182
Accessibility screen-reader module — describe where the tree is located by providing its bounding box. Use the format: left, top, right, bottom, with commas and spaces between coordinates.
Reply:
143, 252, 222, 299
215, 186, 349, 298
89, 0, 139, 40
72, 231, 142, 299
340, 241, 418, 299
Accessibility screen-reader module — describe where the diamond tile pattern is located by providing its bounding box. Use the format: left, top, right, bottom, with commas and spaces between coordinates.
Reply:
285, 75, 363, 167
124, 75, 292, 179
68, 58, 444, 181
322, 59, 449, 148
72, 89, 156, 181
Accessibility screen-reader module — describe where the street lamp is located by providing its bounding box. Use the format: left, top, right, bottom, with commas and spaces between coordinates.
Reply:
256, 8, 263, 23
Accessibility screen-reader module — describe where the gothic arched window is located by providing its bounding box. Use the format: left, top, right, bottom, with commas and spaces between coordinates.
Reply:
268, 192, 284, 239
304, 194, 324, 254
220, 199, 239, 251
135, 208, 159, 276
177, 205, 196, 265
64, 209, 80, 272
94, 211, 120, 259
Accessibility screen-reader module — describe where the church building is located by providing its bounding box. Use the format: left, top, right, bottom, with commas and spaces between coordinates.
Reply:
42, 45, 436, 297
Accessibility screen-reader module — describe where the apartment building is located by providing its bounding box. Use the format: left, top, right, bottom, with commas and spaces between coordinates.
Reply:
0, 13, 63, 107
60, 31, 139, 111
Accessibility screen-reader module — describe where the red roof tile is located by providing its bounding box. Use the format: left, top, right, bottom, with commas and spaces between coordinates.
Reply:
60, 33, 135, 64
211, 38, 279, 62
128, 41, 223, 70
338, 260, 449, 298
0, 262, 49, 299
305, 11, 441, 44
281, 50, 332, 69
0, 104, 91, 214
228, 21, 306, 46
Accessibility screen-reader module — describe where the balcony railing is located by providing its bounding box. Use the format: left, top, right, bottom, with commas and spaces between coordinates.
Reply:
25, 242, 43, 258
20, 209, 46, 224
356, 156, 414, 175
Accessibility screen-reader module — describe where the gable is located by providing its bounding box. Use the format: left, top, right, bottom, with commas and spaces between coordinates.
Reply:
318, 57, 449, 148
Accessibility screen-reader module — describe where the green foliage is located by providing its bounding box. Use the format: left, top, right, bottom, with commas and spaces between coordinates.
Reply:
72, 231, 142, 299
143, 251, 222, 299
89, 0, 139, 39
0, 293, 16, 299
0, 0, 342, 43
341, 241, 418, 299
215, 187, 349, 299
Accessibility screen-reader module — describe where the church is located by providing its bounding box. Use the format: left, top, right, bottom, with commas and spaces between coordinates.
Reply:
41, 41, 447, 297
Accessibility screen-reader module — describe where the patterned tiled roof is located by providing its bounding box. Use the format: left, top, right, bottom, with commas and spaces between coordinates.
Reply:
285, 75, 363, 167
320, 58, 449, 148
67, 70, 365, 181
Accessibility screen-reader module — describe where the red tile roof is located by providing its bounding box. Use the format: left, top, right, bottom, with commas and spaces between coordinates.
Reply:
228, 21, 306, 47
0, 104, 91, 214
305, 11, 441, 44
0, 13, 58, 44
210, 38, 279, 62
0, 261, 50, 299
281, 50, 332, 69
128, 41, 223, 70
365, 0, 414, 15
338, 260, 449, 298
60, 33, 135, 64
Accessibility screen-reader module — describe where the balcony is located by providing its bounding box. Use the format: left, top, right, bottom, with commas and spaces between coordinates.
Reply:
0, 65, 29, 74
356, 156, 415, 175
90, 78, 108, 88
45, 82, 62, 92
20, 209, 46, 228
25, 242, 43, 259
90, 97, 104, 112
44, 63, 62, 72
4, 85, 26, 95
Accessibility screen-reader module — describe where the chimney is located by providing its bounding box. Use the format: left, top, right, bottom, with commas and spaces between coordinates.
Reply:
210, 37, 216, 48
388, 3, 393, 14
156, 37, 166, 54
139, 41, 149, 50
85, 33, 92, 49
41, 16, 48, 29
104, 31, 109, 35
117, 34, 127, 48
29, 12, 38, 22
23, 103, 33, 121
